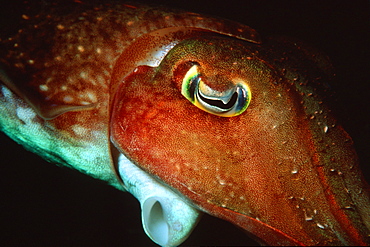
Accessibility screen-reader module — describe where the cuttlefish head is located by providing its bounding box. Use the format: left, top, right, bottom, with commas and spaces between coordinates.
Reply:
111, 36, 370, 245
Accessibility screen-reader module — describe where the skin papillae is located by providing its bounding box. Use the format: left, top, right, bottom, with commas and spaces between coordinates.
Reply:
0, 0, 369, 246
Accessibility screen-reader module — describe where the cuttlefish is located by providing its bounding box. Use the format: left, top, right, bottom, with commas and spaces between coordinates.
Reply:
1, 0, 369, 246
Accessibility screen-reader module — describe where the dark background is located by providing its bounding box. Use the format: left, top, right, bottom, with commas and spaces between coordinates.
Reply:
1, 0, 369, 246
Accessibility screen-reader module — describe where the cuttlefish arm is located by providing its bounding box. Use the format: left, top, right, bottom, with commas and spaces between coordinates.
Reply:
1, 0, 369, 246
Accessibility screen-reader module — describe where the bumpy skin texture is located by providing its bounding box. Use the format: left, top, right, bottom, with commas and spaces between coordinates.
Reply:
0, 0, 260, 189
111, 37, 370, 245
0, 0, 366, 243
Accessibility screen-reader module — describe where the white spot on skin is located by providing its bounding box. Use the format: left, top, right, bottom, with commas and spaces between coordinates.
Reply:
77, 45, 85, 52
72, 125, 88, 136
96, 48, 102, 54
39, 84, 48, 91
291, 168, 299, 174
317, 223, 326, 229
80, 101, 91, 105
218, 179, 227, 186
80, 71, 88, 79
16, 107, 36, 123
1, 85, 13, 101
323, 125, 329, 133
86, 92, 97, 102
63, 95, 73, 103
305, 215, 313, 221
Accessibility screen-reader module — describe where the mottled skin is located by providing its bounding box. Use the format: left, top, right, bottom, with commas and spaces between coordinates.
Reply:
0, 0, 259, 189
0, 0, 366, 245
111, 37, 370, 245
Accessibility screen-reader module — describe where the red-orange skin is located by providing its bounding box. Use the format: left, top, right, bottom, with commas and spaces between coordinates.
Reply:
1, 1, 369, 245
111, 37, 370, 245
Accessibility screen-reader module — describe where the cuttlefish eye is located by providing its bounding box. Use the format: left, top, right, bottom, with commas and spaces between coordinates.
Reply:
181, 64, 251, 117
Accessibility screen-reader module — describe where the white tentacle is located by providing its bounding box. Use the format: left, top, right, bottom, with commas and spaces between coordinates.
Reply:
118, 153, 202, 247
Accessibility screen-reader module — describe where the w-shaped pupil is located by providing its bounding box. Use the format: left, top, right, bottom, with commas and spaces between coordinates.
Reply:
198, 92, 238, 110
